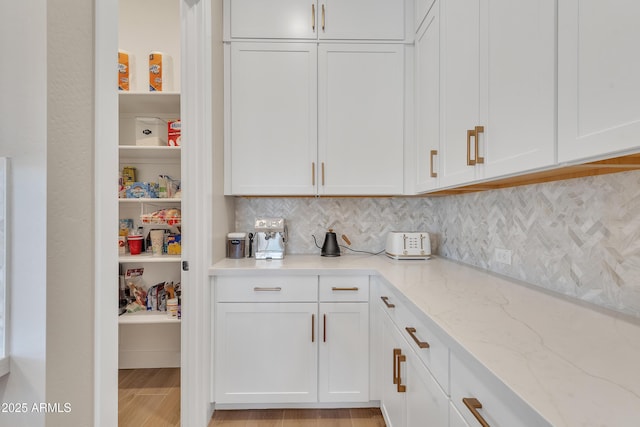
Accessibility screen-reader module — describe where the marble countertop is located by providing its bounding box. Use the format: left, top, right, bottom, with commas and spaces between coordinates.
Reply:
210, 254, 640, 427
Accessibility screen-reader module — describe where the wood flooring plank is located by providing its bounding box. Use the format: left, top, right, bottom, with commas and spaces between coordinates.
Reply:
137, 367, 180, 395
140, 386, 181, 427
208, 407, 386, 427
349, 408, 386, 427
118, 394, 167, 427
282, 409, 319, 427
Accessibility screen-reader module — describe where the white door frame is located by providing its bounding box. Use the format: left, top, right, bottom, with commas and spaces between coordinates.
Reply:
94, 0, 213, 425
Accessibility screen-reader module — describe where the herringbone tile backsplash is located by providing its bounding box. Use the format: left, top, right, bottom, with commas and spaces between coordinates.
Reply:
235, 170, 640, 318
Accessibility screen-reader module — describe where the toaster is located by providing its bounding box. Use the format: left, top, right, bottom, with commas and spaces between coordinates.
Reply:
385, 232, 431, 260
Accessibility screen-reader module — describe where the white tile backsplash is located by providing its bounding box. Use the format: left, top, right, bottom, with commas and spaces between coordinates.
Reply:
235, 170, 640, 318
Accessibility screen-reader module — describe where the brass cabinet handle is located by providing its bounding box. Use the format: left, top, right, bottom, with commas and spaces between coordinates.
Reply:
405, 327, 430, 349
321, 162, 325, 185
392, 348, 400, 384
312, 162, 316, 186
396, 350, 407, 393
467, 129, 476, 166
381, 296, 395, 308
475, 126, 485, 164
331, 287, 359, 291
312, 314, 315, 342
430, 150, 438, 178
323, 314, 327, 342
321, 4, 325, 31
253, 287, 282, 291
312, 4, 316, 31
463, 398, 490, 427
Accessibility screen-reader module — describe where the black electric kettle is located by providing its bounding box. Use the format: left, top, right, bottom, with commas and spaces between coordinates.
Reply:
321, 229, 341, 257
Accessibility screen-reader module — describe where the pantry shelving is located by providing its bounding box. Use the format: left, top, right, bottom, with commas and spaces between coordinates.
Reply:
119, 310, 180, 325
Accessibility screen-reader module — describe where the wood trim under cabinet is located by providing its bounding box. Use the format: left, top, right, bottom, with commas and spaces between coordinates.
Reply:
233, 152, 640, 198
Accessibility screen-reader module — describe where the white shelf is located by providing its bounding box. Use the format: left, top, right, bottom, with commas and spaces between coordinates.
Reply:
119, 145, 181, 161
118, 92, 180, 114
119, 197, 181, 204
119, 254, 181, 263
119, 311, 180, 325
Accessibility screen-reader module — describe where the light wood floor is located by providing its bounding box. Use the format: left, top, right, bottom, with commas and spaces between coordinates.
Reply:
209, 408, 386, 427
119, 368, 181, 427
119, 368, 386, 427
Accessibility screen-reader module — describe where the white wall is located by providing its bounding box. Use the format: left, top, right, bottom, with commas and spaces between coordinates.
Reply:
0, 1, 48, 426
45, 0, 95, 425
0, 1, 95, 426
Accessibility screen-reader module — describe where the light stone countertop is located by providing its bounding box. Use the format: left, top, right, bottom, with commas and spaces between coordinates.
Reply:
210, 254, 640, 427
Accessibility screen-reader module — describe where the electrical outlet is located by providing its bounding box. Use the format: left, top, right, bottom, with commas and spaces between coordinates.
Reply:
495, 248, 512, 265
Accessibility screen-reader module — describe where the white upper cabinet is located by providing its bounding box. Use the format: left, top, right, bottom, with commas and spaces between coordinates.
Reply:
558, 0, 640, 163
318, 44, 404, 195
414, 1, 440, 193
439, 0, 480, 188
439, 0, 555, 188
318, 0, 405, 40
227, 43, 318, 195
229, 0, 318, 39
228, 0, 406, 41
480, 0, 556, 179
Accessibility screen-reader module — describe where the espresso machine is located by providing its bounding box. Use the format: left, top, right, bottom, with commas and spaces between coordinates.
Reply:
254, 217, 287, 259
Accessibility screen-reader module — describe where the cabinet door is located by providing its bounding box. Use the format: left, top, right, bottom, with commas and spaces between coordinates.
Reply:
229, 43, 317, 195
229, 0, 318, 39
558, 0, 640, 163
480, 0, 555, 178
405, 350, 448, 427
318, 0, 405, 40
449, 402, 471, 427
380, 309, 406, 427
318, 302, 369, 402
414, 2, 440, 193
318, 44, 404, 195
214, 302, 318, 404
439, 0, 480, 188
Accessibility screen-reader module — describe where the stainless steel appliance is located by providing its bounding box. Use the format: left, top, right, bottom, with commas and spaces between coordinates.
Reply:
254, 217, 287, 259
385, 232, 431, 260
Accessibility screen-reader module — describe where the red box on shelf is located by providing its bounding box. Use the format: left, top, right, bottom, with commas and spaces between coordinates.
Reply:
168, 119, 181, 146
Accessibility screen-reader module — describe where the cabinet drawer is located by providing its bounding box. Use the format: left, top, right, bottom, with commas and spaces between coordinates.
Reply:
450, 351, 550, 427
400, 306, 449, 394
215, 275, 318, 302
319, 275, 369, 302
375, 279, 449, 394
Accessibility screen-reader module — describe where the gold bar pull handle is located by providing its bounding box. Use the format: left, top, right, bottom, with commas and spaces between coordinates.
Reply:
312, 162, 316, 186
463, 398, 490, 427
475, 126, 485, 164
381, 296, 395, 308
430, 150, 438, 178
321, 162, 325, 186
396, 351, 407, 393
405, 327, 430, 349
311, 314, 315, 342
392, 348, 400, 384
253, 287, 282, 292
331, 287, 359, 291
467, 129, 476, 166
312, 4, 316, 31
321, 4, 325, 31
323, 314, 327, 342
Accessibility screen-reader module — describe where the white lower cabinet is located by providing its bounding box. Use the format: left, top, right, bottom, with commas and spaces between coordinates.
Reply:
449, 402, 470, 427
377, 298, 449, 427
213, 275, 370, 406
214, 302, 318, 404
318, 302, 369, 402
450, 351, 551, 427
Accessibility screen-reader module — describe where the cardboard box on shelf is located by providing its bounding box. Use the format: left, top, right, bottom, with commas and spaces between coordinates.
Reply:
167, 119, 181, 146
135, 117, 167, 146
